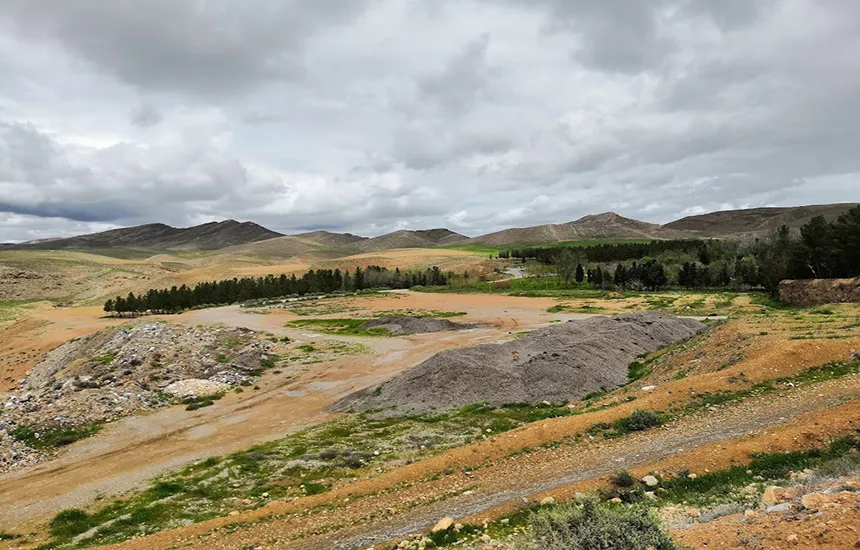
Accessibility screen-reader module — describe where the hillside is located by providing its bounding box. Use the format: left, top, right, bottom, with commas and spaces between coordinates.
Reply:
664, 203, 859, 237
357, 228, 467, 252
465, 212, 685, 246
291, 230, 367, 248
13, 220, 283, 252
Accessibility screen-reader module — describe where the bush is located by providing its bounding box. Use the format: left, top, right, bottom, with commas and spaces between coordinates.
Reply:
625, 409, 663, 432
611, 470, 637, 489
530, 498, 676, 550
49, 509, 92, 539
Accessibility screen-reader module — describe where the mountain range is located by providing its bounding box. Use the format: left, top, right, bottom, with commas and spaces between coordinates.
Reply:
8, 203, 857, 255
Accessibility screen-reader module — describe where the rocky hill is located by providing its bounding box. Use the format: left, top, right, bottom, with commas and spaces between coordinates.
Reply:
292, 230, 367, 248
664, 203, 859, 237
464, 212, 685, 246
357, 228, 468, 252
13, 220, 283, 251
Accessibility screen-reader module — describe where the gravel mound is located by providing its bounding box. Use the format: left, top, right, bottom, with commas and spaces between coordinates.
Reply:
362, 317, 472, 336
333, 312, 703, 414
0, 322, 275, 474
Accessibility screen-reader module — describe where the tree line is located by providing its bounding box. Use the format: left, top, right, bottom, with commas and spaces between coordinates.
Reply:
104, 265, 449, 316
499, 239, 711, 264
548, 206, 860, 292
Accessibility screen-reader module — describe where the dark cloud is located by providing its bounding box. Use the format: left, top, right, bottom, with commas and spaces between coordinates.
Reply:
0, 0, 370, 96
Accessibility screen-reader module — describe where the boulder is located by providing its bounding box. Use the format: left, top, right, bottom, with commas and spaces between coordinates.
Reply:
431, 517, 454, 533
641, 475, 659, 487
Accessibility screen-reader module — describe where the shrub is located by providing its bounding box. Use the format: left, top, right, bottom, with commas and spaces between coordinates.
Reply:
49, 509, 92, 539
530, 498, 676, 550
625, 409, 663, 432
611, 470, 637, 489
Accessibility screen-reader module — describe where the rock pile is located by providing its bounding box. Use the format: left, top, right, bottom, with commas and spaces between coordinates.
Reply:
334, 312, 704, 414
0, 321, 276, 473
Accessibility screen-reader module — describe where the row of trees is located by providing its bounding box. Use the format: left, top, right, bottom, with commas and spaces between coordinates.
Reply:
499, 239, 714, 264
546, 206, 860, 292
104, 265, 449, 316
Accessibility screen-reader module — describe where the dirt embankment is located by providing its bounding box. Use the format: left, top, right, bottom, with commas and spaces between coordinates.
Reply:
334, 312, 704, 414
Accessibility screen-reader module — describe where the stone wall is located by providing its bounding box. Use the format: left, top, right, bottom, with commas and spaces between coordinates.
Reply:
778, 278, 860, 306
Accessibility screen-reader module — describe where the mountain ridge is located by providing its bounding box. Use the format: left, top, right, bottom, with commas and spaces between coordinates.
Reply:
7, 203, 857, 253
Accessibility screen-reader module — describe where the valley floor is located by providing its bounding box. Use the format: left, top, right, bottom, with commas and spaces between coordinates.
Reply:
0, 289, 858, 549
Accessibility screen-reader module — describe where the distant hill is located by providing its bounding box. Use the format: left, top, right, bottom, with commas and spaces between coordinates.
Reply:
8, 203, 858, 257
465, 212, 686, 246
357, 229, 468, 252
13, 220, 283, 251
664, 203, 859, 237
292, 230, 368, 248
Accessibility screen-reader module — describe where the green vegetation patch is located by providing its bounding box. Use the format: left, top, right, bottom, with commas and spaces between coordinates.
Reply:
285, 318, 391, 337
586, 409, 666, 439
9, 423, 102, 450
373, 309, 466, 318
531, 498, 676, 550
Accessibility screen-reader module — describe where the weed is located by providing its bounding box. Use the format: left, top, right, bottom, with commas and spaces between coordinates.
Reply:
89, 352, 116, 365
9, 423, 102, 450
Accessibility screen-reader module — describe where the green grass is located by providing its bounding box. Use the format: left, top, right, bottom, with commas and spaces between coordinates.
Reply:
89, 352, 116, 365
285, 318, 392, 337
0, 530, 22, 541
9, 423, 102, 450
0, 299, 38, 323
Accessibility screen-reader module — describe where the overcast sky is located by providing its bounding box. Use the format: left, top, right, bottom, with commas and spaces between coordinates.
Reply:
1, 0, 858, 241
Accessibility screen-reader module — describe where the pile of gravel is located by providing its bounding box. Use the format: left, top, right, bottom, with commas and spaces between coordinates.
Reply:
333, 312, 703, 414
362, 317, 472, 336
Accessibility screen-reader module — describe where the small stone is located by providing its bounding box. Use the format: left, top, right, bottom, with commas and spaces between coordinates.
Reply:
687, 508, 700, 518
744, 509, 758, 519
610, 497, 623, 504
641, 475, 659, 487
762, 486, 784, 506
766, 503, 792, 513
500, 518, 510, 525
644, 491, 657, 501
431, 517, 454, 533
229, 511, 240, 516
540, 497, 556, 506
687, 473, 697, 480
480, 534, 491, 543
786, 534, 798, 543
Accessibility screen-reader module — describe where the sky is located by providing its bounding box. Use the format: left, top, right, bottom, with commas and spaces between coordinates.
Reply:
1, 0, 858, 242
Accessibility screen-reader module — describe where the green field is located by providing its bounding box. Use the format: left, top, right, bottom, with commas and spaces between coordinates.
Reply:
438, 238, 653, 256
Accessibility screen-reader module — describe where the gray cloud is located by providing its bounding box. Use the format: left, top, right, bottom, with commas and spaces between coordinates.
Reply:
0, 0, 858, 242
0, 0, 370, 96
129, 103, 163, 127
